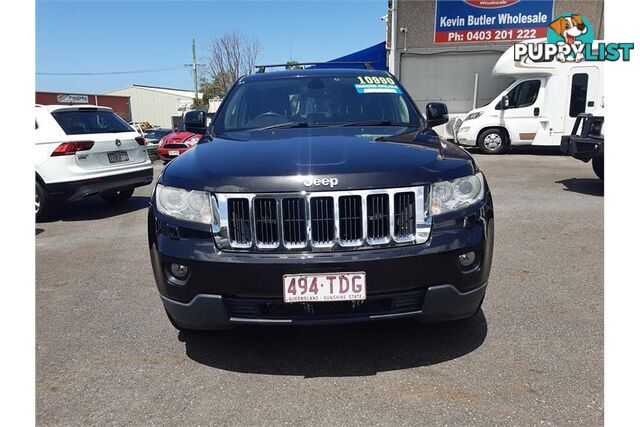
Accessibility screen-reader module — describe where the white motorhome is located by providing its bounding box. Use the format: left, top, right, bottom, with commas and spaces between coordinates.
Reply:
455, 39, 604, 154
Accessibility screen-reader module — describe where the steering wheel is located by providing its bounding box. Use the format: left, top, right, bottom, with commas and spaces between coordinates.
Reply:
256, 112, 284, 119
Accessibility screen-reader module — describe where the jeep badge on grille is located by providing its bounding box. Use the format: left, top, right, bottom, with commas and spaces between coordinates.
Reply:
303, 177, 339, 188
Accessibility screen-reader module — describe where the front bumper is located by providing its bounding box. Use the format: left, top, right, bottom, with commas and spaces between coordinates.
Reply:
148, 194, 494, 328
560, 134, 604, 162
46, 167, 154, 201
158, 147, 189, 161
161, 282, 487, 329
455, 124, 478, 147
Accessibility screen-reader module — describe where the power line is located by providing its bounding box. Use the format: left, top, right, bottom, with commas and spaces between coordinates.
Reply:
36, 65, 189, 76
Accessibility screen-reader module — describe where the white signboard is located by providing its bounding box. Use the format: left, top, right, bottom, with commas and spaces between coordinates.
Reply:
177, 98, 192, 111
57, 94, 89, 104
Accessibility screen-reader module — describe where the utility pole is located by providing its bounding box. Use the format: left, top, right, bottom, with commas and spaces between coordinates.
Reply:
192, 38, 198, 97
186, 39, 205, 107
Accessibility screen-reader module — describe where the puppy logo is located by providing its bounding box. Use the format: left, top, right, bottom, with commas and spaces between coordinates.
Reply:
547, 14, 594, 62
549, 15, 587, 44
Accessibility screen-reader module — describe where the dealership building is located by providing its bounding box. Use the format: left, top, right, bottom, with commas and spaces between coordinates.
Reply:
386, 0, 604, 135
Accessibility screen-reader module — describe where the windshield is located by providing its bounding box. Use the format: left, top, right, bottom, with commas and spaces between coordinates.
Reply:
145, 130, 171, 138
214, 74, 421, 133
52, 109, 133, 135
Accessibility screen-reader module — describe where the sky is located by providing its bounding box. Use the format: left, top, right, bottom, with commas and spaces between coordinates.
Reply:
36, 0, 388, 94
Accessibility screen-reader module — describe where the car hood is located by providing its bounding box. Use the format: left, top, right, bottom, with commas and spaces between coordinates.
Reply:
160, 127, 477, 193
162, 131, 199, 144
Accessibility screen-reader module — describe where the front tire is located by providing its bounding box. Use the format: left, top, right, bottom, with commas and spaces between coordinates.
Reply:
101, 188, 134, 203
477, 128, 509, 154
592, 155, 604, 181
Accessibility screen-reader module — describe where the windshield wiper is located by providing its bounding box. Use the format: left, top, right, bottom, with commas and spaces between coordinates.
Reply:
336, 120, 418, 127
256, 121, 310, 131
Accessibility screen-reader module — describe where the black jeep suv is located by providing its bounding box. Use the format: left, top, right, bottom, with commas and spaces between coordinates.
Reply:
148, 66, 494, 330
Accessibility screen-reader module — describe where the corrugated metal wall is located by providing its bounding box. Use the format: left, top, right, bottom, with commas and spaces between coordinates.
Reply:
399, 50, 513, 114
105, 87, 190, 128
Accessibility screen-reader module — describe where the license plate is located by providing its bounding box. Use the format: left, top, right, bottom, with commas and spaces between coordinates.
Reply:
283, 272, 366, 303
169, 150, 180, 156
107, 151, 129, 163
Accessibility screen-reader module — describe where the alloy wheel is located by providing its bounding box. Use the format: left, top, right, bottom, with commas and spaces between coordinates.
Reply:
483, 133, 502, 151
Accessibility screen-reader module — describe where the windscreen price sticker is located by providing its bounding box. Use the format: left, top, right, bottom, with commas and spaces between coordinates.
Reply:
354, 76, 402, 94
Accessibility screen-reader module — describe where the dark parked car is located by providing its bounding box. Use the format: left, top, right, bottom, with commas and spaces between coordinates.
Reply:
143, 128, 173, 156
148, 65, 494, 330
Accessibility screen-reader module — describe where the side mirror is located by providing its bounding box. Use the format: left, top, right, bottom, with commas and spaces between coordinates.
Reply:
501, 95, 510, 109
183, 110, 207, 134
425, 102, 449, 127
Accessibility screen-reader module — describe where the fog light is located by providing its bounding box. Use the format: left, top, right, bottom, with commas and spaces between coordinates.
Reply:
458, 251, 476, 267
170, 263, 189, 278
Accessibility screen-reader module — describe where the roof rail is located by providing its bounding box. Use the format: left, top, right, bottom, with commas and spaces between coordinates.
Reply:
255, 62, 373, 73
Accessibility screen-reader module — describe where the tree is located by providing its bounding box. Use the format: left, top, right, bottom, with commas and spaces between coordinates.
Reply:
202, 31, 261, 95
192, 75, 226, 109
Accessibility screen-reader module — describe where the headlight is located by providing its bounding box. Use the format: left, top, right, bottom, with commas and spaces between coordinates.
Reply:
184, 135, 201, 146
465, 112, 483, 120
155, 184, 219, 225
429, 172, 484, 216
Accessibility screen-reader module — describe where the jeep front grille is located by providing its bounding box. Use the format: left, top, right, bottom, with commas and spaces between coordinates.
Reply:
215, 186, 431, 252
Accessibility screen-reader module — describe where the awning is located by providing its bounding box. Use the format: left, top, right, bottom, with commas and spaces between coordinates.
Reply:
312, 42, 388, 71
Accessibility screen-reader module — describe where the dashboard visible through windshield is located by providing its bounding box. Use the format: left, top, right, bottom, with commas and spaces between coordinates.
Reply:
215, 74, 421, 133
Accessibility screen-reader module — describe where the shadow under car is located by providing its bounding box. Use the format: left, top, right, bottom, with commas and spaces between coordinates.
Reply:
178, 311, 487, 378
37, 195, 150, 223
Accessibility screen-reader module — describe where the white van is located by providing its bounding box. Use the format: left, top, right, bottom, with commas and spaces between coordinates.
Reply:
455, 39, 604, 154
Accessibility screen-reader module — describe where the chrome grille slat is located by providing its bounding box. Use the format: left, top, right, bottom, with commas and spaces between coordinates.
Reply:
338, 195, 363, 246
367, 194, 390, 244
310, 197, 335, 245
216, 186, 430, 252
228, 198, 252, 247
254, 198, 278, 248
282, 198, 306, 248
394, 192, 416, 241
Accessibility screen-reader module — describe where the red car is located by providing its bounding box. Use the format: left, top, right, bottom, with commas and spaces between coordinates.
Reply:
157, 131, 201, 162
157, 111, 214, 162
